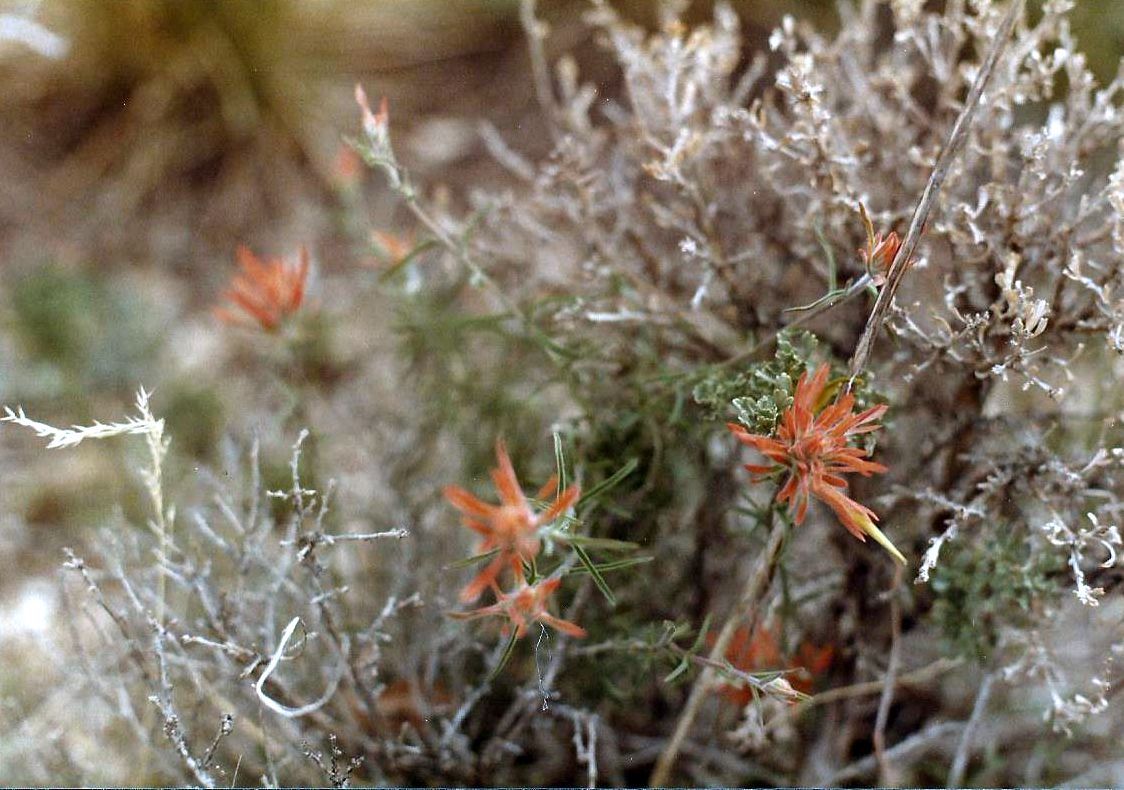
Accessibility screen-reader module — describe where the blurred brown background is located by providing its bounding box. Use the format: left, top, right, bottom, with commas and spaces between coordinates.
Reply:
2, 0, 1120, 271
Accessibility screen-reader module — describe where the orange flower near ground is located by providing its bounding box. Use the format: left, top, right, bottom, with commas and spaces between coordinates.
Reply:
443, 440, 580, 602
214, 246, 310, 332
710, 624, 834, 705
728, 363, 907, 564
332, 144, 363, 189
370, 230, 414, 267
451, 576, 586, 638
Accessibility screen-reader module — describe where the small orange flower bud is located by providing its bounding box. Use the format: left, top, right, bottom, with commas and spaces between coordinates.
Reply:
450, 576, 586, 639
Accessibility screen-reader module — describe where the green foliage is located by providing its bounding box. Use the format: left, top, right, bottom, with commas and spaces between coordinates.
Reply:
691, 330, 889, 456
930, 528, 1062, 662
7, 265, 159, 396
162, 382, 225, 460
392, 282, 554, 468
692, 330, 819, 432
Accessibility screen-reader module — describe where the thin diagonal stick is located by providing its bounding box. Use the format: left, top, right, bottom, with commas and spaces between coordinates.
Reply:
849, 0, 1026, 378
873, 564, 904, 785
649, 511, 788, 786
946, 672, 996, 787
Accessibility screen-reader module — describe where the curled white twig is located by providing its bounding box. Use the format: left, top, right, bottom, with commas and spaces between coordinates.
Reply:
255, 617, 346, 718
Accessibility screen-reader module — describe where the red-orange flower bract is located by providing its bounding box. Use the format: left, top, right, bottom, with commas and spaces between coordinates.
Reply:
214, 245, 310, 332
860, 229, 902, 286
727, 363, 906, 564
708, 624, 834, 705
450, 576, 586, 639
443, 440, 581, 602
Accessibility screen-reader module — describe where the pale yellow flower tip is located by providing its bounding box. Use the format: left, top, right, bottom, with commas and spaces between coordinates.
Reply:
859, 514, 908, 566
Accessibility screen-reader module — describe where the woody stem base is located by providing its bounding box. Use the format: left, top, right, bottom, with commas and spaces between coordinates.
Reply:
649, 511, 789, 786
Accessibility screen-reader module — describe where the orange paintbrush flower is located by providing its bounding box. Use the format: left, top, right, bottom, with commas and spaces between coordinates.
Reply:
443, 440, 581, 602
214, 245, 310, 332
728, 363, 906, 564
450, 576, 586, 638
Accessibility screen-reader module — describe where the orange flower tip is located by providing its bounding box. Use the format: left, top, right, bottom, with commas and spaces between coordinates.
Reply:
458, 588, 482, 605
355, 84, 390, 136
535, 474, 560, 500
542, 614, 587, 638
854, 512, 907, 566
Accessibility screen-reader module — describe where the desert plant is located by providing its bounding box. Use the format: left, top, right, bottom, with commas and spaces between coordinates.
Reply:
4, 0, 1124, 786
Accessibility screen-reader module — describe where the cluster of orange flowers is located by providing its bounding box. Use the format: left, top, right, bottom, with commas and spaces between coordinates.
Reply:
444, 441, 586, 639
211, 94, 907, 657
442, 357, 903, 645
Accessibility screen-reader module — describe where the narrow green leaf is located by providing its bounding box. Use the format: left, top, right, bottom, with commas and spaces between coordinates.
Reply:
377, 238, 440, 281
783, 286, 849, 314
573, 544, 615, 605
689, 613, 713, 653
446, 548, 501, 570
578, 458, 639, 507
488, 630, 521, 681
664, 659, 691, 684
553, 431, 568, 493
567, 556, 653, 575
559, 535, 639, 551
